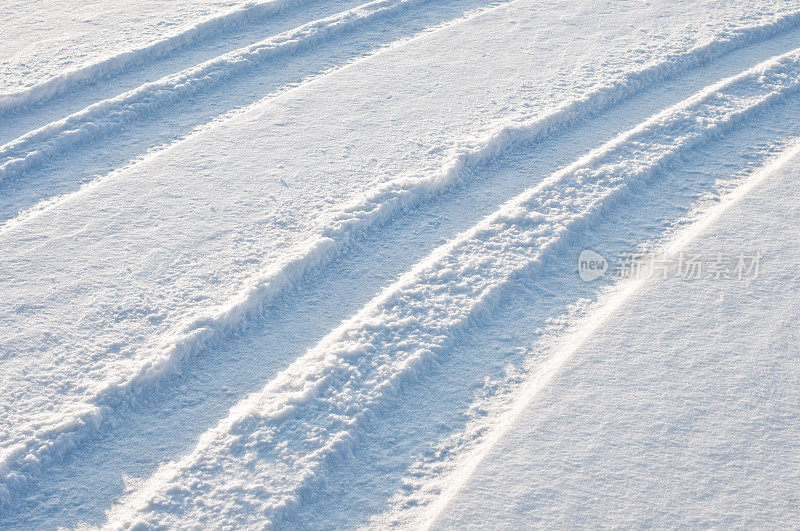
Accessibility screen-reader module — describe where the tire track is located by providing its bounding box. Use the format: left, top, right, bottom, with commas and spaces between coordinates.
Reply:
0, 0, 506, 229
0, 0, 441, 182
105, 46, 800, 528
2, 11, 800, 514
6, 21, 800, 526
2, 5, 800, 186
400, 137, 800, 530
0, 0, 322, 116
297, 109, 800, 528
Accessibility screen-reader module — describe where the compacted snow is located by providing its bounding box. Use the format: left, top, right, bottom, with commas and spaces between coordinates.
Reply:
1, 0, 799, 528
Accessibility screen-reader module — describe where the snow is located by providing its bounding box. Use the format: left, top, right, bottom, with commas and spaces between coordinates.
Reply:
426, 140, 800, 529
0, 0, 242, 96
0, 0, 448, 180
1, 0, 799, 527
103, 48, 800, 528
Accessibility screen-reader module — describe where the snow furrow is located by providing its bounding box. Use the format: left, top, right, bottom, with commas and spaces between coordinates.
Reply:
0, 0, 317, 115
0, 0, 432, 182
2, 7, 800, 184
104, 47, 800, 528
1, 11, 799, 511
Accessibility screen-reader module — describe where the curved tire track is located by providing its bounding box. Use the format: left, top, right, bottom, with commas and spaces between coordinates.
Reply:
2, 6, 800, 516
0, 0, 440, 182
0, 0, 321, 115
2, 7, 800, 184
106, 46, 800, 528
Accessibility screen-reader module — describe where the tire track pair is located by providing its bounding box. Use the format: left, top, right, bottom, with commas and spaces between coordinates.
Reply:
0, 0, 450, 182
385, 136, 800, 530
0, 0, 319, 115
106, 45, 800, 528
2, 7, 800, 512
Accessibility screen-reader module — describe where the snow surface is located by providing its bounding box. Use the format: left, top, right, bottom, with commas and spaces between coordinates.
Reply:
1, 0, 242, 95
1, 0, 799, 527
105, 46, 800, 528
427, 139, 800, 529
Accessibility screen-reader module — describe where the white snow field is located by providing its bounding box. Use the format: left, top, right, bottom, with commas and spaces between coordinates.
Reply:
1, 0, 799, 528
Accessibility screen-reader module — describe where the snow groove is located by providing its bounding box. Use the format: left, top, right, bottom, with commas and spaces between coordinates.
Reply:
0, 0, 432, 182
2, 6, 800, 184
1, 14, 800, 511
105, 47, 800, 528
0, 0, 317, 115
